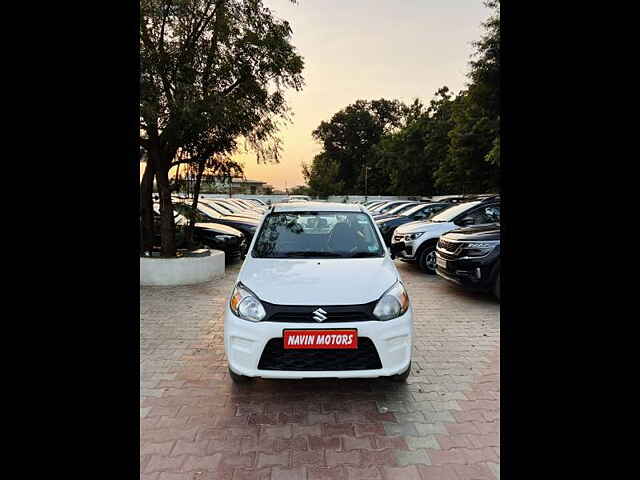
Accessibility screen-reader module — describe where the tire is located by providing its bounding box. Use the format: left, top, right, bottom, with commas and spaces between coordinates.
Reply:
493, 271, 500, 301
390, 362, 411, 382
417, 244, 437, 274
228, 367, 253, 384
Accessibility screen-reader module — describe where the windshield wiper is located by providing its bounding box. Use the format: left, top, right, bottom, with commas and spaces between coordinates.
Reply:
349, 252, 383, 258
283, 251, 344, 258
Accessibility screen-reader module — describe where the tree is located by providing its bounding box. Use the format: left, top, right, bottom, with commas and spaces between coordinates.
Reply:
302, 153, 344, 197
289, 184, 310, 196
309, 99, 407, 195
373, 89, 456, 196
434, 92, 498, 192
436, 0, 500, 192
140, 0, 304, 257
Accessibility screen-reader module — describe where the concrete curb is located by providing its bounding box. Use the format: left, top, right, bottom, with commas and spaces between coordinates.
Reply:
140, 250, 225, 286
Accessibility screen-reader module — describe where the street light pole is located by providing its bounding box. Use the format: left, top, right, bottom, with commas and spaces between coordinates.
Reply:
364, 164, 368, 202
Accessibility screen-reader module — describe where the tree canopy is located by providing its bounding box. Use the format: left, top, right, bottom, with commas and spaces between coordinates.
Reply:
140, 0, 304, 256
303, 1, 500, 197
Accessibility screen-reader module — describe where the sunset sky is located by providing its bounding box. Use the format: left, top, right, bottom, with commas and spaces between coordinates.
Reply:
237, 0, 492, 191
146, 1, 493, 190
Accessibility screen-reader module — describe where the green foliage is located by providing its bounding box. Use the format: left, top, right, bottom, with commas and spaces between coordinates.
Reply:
302, 153, 345, 197
302, 1, 500, 196
309, 99, 407, 195
436, 0, 500, 192
289, 185, 311, 196
140, 0, 305, 256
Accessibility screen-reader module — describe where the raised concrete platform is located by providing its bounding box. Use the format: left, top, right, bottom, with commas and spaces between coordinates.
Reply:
140, 249, 225, 286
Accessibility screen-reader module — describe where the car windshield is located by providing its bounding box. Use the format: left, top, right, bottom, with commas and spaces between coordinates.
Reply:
387, 203, 418, 215
430, 201, 482, 222
216, 201, 243, 212
371, 202, 393, 212
197, 203, 223, 219
403, 203, 431, 216
206, 201, 234, 214
252, 211, 385, 259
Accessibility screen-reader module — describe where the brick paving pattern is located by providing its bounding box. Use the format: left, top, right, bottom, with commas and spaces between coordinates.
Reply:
141, 259, 500, 479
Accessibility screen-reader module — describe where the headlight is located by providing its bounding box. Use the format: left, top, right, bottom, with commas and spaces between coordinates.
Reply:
373, 281, 410, 320
405, 232, 423, 241
230, 283, 266, 322
461, 240, 499, 257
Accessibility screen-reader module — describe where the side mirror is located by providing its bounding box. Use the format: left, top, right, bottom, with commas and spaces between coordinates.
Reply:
389, 242, 405, 259
459, 216, 475, 226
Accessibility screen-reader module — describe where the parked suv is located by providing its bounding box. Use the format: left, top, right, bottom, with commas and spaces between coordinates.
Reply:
391, 196, 500, 273
224, 202, 413, 383
376, 202, 450, 246
435, 223, 500, 300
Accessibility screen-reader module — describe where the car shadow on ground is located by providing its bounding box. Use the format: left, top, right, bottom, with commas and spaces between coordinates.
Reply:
397, 260, 499, 306
226, 376, 410, 397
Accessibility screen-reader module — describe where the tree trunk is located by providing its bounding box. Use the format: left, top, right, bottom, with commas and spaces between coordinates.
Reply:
140, 160, 156, 254
185, 157, 206, 246
154, 161, 177, 257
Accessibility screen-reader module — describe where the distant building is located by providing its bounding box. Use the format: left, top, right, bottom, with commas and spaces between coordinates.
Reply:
230, 178, 268, 195
176, 176, 269, 195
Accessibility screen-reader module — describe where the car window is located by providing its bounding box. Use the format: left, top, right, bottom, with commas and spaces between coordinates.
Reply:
253, 212, 384, 258
461, 204, 501, 225
411, 205, 437, 220
431, 201, 482, 222
387, 203, 417, 215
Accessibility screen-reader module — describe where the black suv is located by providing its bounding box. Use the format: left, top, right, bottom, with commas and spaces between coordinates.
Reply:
434, 223, 500, 299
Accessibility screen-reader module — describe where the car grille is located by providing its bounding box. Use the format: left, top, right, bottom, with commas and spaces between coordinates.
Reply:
438, 239, 461, 254
393, 234, 404, 242
257, 337, 382, 371
262, 302, 376, 323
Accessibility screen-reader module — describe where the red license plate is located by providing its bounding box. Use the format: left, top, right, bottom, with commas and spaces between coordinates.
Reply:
283, 330, 358, 349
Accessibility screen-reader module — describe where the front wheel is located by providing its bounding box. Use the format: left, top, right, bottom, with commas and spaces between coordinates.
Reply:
417, 245, 437, 274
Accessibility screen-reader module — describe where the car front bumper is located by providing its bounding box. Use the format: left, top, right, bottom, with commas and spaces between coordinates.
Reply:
224, 306, 413, 379
435, 251, 498, 291
391, 239, 417, 260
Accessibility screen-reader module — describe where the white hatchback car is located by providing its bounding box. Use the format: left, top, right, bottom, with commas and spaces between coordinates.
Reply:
224, 202, 413, 382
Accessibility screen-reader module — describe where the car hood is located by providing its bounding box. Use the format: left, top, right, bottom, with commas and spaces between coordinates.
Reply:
194, 222, 243, 236
395, 220, 455, 235
442, 223, 500, 242
238, 256, 399, 305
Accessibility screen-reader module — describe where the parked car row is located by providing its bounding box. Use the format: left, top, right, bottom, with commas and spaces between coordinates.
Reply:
150, 194, 500, 299
366, 196, 501, 299
150, 196, 270, 260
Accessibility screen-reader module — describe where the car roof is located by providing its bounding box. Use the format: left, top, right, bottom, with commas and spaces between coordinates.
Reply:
272, 202, 363, 213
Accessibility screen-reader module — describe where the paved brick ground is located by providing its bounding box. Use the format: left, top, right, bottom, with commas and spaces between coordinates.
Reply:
140, 259, 500, 480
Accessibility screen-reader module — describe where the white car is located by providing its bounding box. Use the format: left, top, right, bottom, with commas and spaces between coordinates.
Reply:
391, 197, 501, 273
224, 202, 413, 382
288, 195, 311, 202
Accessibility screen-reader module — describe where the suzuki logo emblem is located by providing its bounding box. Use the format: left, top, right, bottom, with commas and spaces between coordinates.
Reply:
312, 308, 327, 322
